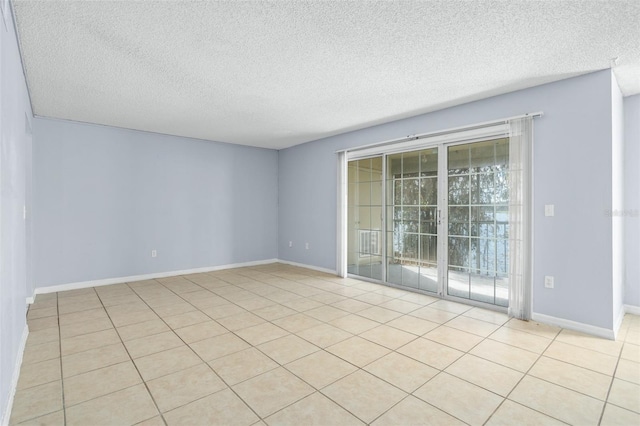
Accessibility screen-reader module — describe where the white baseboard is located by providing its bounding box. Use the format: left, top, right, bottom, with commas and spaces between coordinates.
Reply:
25, 297, 34, 305
625, 304, 640, 316
613, 305, 626, 340
1, 325, 29, 426
33, 258, 279, 295
276, 259, 337, 275
532, 312, 615, 340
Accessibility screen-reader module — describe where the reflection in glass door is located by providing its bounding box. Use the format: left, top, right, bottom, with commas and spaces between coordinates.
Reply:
447, 138, 509, 306
347, 157, 383, 280
386, 148, 439, 292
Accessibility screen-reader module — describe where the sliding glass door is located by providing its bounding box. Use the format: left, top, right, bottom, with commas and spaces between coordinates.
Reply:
347, 137, 509, 309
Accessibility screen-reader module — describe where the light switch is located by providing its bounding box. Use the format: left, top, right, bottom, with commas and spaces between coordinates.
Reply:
545, 204, 555, 217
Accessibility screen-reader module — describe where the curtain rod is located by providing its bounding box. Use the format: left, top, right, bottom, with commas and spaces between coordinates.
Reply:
336, 111, 543, 154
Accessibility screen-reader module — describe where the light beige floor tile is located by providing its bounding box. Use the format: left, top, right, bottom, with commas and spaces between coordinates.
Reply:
429, 300, 472, 314
386, 315, 439, 336
305, 305, 350, 322
328, 314, 379, 334
397, 337, 464, 370
445, 354, 523, 397
233, 367, 314, 417
58, 308, 107, 326
371, 395, 465, 426
57, 300, 103, 315
365, 352, 438, 392
63, 361, 142, 406
216, 311, 266, 331
189, 294, 230, 310
17, 358, 61, 390
281, 297, 325, 312
621, 343, 640, 362
353, 292, 394, 305
209, 347, 279, 385
178, 289, 217, 303
322, 370, 406, 423
190, 332, 250, 361
544, 340, 619, 375
27, 317, 59, 331
163, 310, 210, 329
253, 304, 298, 321
257, 334, 319, 365
152, 302, 197, 317
470, 339, 539, 372
10, 381, 62, 424
504, 318, 561, 339
509, 375, 604, 425
377, 299, 422, 314
59, 317, 113, 339
15, 409, 64, 426
117, 318, 170, 341
485, 400, 565, 426
410, 306, 459, 323
147, 363, 227, 412
105, 301, 151, 316
615, 358, 640, 384
359, 325, 417, 350
628, 328, 640, 345
109, 309, 159, 327
326, 336, 391, 367
61, 329, 120, 356
425, 325, 484, 352
135, 415, 166, 426
61, 342, 129, 378
173, 320, 227, 343
556, 328, 623, 357
489, 327, 552, 354
445, 315, 501, 337
201, 303, 246, 319
164, 388, 258, 426
285, 350, 357, 389
22, 341, 60, 365
266, 391, 364, 425
234, 296, 277, 311
25, 328, 59, 347
608, 378, 640, 413
65, 383, 158, 426
600, 403, 640, 425
462, 307, 509, 325
414, 373, 503, 425
134, 346, 202, 381
398, 292, 439, 305
331, 298, 372, 313
529, 356, 612, 400
27, 307, 58, 320
124, 330, 184, 359
297, 323, 353, 348
235, 322, 289, 346
273, 313, 323, 333
357, 306, 403, 323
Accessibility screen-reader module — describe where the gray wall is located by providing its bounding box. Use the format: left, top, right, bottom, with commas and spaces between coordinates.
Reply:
625, 94, 640, 308
0, 5, 32, 423
279, 70, 617, 330
33, 118, 278, 287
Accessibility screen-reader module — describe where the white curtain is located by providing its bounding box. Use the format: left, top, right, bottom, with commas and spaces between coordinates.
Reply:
336, 151, 348, 277
508, 117, 533, 320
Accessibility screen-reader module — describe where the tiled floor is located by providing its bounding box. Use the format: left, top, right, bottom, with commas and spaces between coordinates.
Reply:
11, 263, 640, 425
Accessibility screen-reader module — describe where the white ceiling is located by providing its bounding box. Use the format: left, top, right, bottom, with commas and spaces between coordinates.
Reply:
13, 0, 640, 149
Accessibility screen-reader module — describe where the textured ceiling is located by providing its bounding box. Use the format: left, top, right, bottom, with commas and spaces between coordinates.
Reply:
13, 0, 640, 149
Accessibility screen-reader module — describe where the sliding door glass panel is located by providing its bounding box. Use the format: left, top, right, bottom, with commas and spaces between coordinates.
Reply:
446, 138, 509, 306
386, 148, 438, 291
348, 157, 383, 279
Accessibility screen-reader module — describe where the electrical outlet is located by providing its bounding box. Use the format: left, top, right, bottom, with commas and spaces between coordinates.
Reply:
545, 204, 555, 217
151, 250, 157, 258
289, 241, 293, 247
544, 276, 554, 288
305, 242, 309, 250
